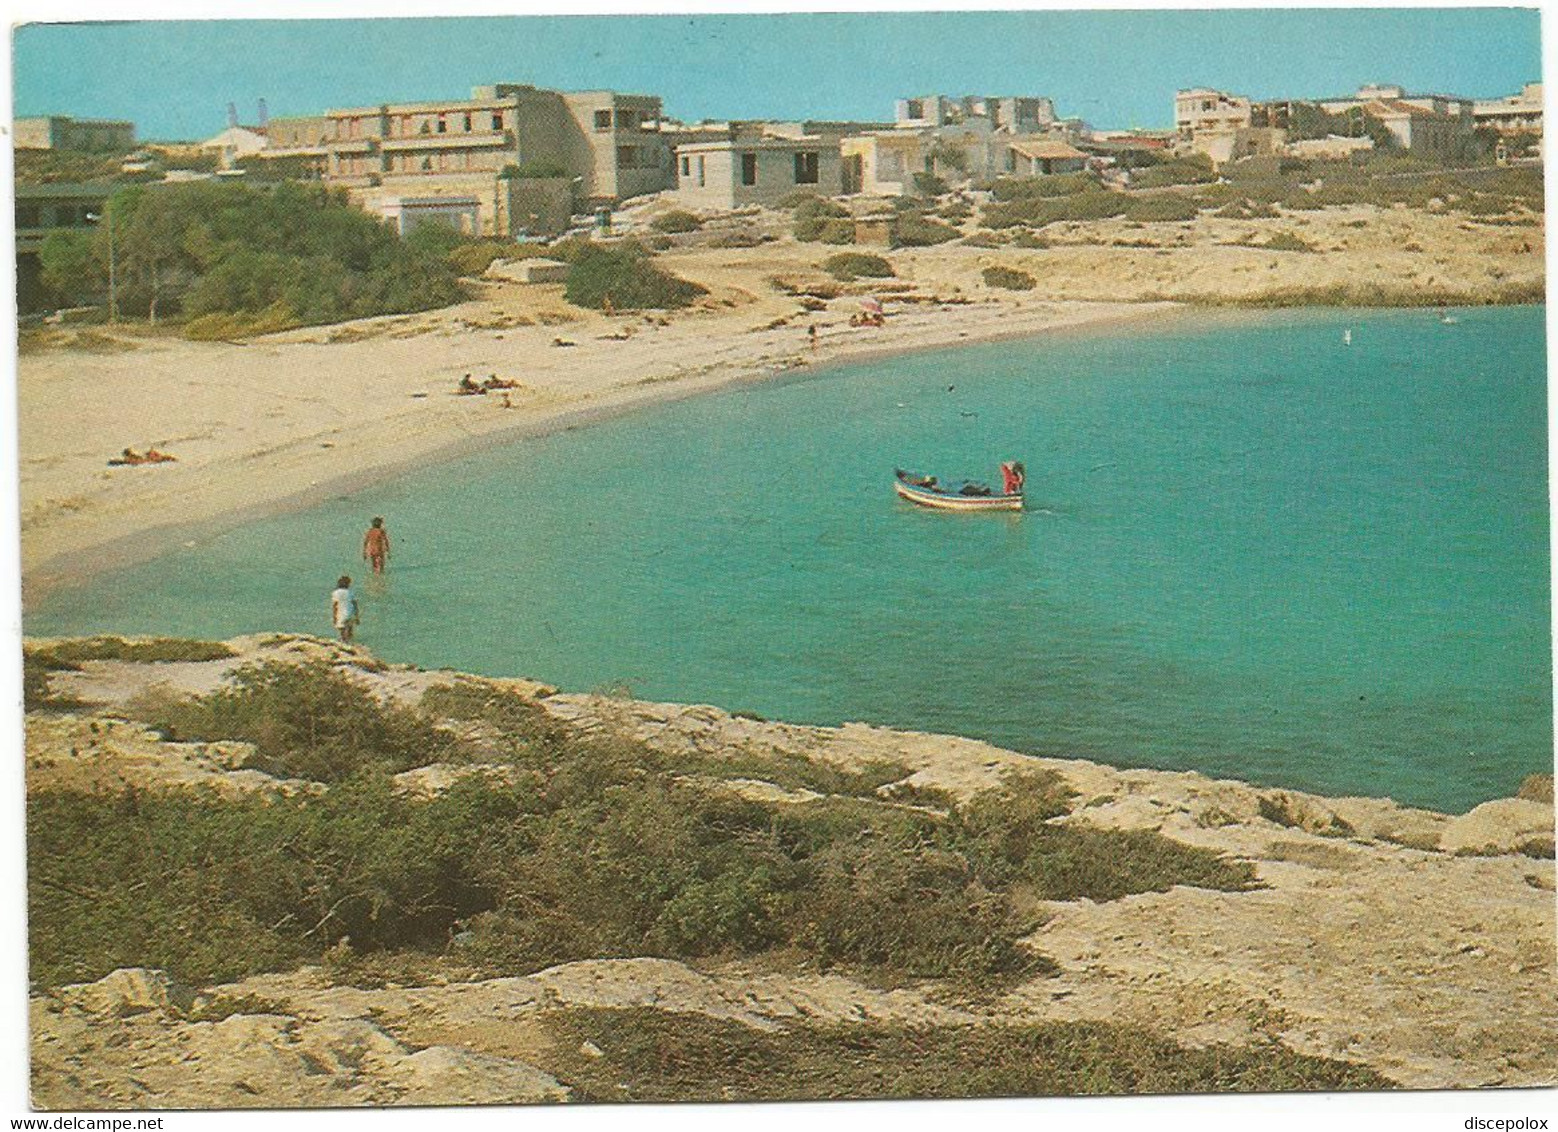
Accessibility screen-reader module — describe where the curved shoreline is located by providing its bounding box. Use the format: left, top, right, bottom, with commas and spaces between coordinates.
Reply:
19, 297, 1181, 604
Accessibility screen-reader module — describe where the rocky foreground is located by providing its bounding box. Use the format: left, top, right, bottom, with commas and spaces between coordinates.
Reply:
24, 634, 1556, 1107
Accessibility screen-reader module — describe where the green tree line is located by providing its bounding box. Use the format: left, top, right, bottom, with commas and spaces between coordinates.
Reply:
37, 180, 468, 330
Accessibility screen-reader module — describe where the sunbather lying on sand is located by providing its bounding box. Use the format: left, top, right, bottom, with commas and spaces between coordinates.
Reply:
107, 447, 177, 467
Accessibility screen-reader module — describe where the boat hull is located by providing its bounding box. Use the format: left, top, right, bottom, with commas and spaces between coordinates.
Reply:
893, 478, 1023, 511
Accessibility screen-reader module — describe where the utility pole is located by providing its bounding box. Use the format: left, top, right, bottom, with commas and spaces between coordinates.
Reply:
85, 207, 117, 323
106, 206, 117, 323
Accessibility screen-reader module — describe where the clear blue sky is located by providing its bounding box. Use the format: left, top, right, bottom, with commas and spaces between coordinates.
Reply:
11, 8, 1543, 142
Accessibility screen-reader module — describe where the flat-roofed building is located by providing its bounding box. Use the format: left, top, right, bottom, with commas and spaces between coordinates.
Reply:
250, 84, 671, 236
1476, 82, 1543, 136
1003, 137, 1088, 177
1318, 83, 1477, 125
674, 135, 842, 209
15, 116, 135, 152
1174, 89, 1252, 140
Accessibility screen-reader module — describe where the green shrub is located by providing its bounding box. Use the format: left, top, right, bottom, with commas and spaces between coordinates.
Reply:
984, 191, 1127, 228
962, 230, 1005, 248
912, 172, 950, 198
27, 778, 534, 987
500, 161, 568, 180
791, 833, 1046, 984
33, 664, 1264, 996
892, 213, 961, 247
822, 252, 894, 281
937, 198, 973, 222
541, 1007, 1394, 1102
789, 195, 849, 220
130, 659, 465, 782
1121, 195, 1201, 223
563, 243, 708, 311
818, 218, 856, 245
650, 210, 703, 234
1130, 155, 1216, 188
779, 191, 847, 215
982, 266, 1037, 290
447, 240, 517, 277
28, 636, 235, 667
990, 173, 1096, 201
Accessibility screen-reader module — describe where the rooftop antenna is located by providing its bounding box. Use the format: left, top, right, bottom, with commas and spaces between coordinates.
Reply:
227, 102, 238, 129
258, 98, 269, 130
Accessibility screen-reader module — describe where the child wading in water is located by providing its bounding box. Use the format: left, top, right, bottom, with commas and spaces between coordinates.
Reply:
331, 576, 359, 643
363, 517, 391, 574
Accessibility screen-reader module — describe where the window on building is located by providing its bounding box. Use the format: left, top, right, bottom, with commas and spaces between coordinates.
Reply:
492, 112, 504, 131
793, 151, 819, 184
421, 157, 432, 171
906, 99, 924, 119
464, 114, 473, 131
436, 118, 447, 134
617, 109, 637, 129
420, 121, 431, 135
680, 155, 691, 176
741, 153, 758, 186
697, 156, 705, 187
594, 109, 613, 131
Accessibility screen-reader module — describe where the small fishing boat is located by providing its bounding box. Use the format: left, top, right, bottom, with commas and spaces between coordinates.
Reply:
894, 469, 1023, 512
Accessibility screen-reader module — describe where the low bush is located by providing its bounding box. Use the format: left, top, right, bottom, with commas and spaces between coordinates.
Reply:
822, 252, 894, 281
447, 240, 518, 278
990, 173, 1096, 201
961, 230, 1004, 248
563, 243, 708, 311
35, 665, 1261, 995
650, 210, 703, 234
892, 214, 961, 247
28, 636, 236, 667
541, 1007, 1394, 1101
818, 219, 856, 245
130, 659, 465, 782
1129, 155, 1216, 188
984, 191, 1127, 229
1120, 195, 1201, 223
182, 301, 301, 341
778, 191, 847, 215
982, 266, 1036, 291
937, 198, 973, 223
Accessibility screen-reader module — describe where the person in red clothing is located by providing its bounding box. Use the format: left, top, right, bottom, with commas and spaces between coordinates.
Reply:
362, 517, 391, 575
1001, 461, 1026, 496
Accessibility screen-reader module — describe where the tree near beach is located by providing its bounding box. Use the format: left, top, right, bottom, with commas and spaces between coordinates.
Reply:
37, 180, 470, 333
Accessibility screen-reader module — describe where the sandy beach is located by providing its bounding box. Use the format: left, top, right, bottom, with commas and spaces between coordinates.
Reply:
16, 201, 1541, 602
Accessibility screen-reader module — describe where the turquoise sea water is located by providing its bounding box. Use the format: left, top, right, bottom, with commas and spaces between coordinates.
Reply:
29, 306, 1551, 812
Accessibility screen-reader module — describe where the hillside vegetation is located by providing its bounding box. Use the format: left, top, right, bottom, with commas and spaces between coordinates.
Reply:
30, 659, 1257, 991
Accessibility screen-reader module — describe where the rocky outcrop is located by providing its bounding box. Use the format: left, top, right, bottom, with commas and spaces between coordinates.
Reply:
1440, 798, 1555, 857
32, 971, 568, 1108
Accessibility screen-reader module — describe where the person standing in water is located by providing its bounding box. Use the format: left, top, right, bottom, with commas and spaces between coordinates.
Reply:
331, 576, 359, 643
363, 517, 391, 575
